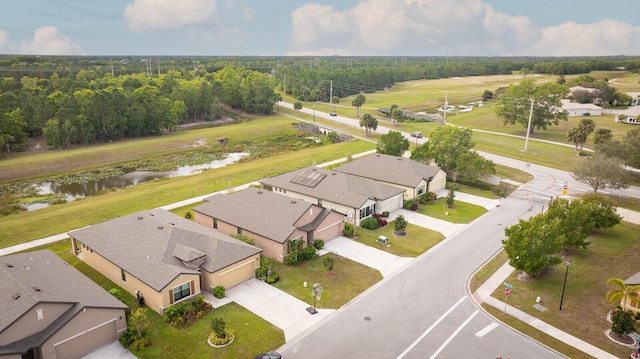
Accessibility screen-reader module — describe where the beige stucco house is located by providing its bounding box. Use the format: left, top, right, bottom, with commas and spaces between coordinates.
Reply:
0, 250, 128, 359
623, 271, 640, 315
333, 153, 447, 200
193, 187, 345, 262
68, 209, 261, 315
260, 167, 405, 226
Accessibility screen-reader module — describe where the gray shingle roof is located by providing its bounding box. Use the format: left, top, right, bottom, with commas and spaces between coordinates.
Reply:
68, 209, 262, 292
194, 187, 325, 243
334, 153, 443, 188
625, 271, 640, 285
260, 167, 405, 208
0, 250, 127, 336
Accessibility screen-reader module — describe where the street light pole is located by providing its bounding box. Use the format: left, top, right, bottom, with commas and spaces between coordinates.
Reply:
313, 106, 315, 122
559, 258, 571, 310
524, 98, 534, 151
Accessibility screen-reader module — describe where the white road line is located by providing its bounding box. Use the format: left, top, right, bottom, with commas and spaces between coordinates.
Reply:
429, 310, 479, 359
475, 322, 498, 337
396, 296, 467, 359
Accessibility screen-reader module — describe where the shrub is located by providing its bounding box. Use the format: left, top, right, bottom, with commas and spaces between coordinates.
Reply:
213, 285, 226, 299
394, 215, 408, 232
327, 132, 340, 143
184, 211, 193, 219
300, 245, 317, 261
577, 150, 591, 157
611, 308, 635, 336
265, 272, 280, 284
323, 256, 335, 271
210, 317, 226, 338
377, 218, 388, 227
342, 223, 354, 237
209, 329, 234, 345
232, 233, 255, 245
404, 199, 419, 210
163, 304, 184, 324
313, 239, 325, 250
382, 211, 389, 218
283, 253, 297, 266
108, 288, 123, 301
360, 217, 378, 230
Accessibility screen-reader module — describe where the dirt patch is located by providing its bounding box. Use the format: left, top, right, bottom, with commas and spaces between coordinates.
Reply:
606, 330, 635, 346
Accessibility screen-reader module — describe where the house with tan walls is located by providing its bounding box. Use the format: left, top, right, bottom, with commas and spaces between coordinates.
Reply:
193, 187, 345, 263
623, 271, 640, 315
68, 208, 261, 315
0, 250, 128, 359
260, 167, 405, 226
333, 153, 447, 200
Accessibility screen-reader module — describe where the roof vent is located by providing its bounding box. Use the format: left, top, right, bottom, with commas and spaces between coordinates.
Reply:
12, 293, 21, 300
290, 200, 297, 204
331, 172, 337, 175
168, 222, 175, 226
376, 154, 381, 157
137, 216, 143, 220
32, 286, 41, 292
257, 191, 263, 194
25, 267, 30, 271
5, 263, 13, 268
147, 256, 150, 260
397, 158, 403, 161
312, 168, 317, 171
157, 225, 164, 230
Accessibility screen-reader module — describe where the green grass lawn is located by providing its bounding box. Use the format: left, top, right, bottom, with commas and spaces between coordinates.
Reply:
271, 253, 383, 309
353, 221, 445, 257
453, 183, 502, 199
416, 198, 487, 223
479, 222, 640, 359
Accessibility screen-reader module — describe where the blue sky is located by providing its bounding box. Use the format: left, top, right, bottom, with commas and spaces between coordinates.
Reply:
0, 0, 638, 56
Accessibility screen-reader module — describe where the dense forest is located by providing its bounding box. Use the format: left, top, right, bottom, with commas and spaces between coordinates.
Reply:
1, 55, 639, 153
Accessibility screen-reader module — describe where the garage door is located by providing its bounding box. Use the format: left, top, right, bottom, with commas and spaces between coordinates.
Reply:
219, 260, 255, 289
316, 221, 342, 242
54, 320, 117, 359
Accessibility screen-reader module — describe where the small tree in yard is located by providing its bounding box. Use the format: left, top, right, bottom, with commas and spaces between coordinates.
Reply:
446, 185, 456, 208
294, 101, 302, 116
209, 317, 234, 345
611, 308, 636, 337
323, 256, 335, 273
394, 215, 408, 234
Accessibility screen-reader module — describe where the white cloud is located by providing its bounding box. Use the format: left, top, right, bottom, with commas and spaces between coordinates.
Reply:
520, 19, 640, 56
20, 27, 85, 55
288, 0, 638, 56
124, 0, 216, 32
0, 30, 9, 52
240, 6, 255, 22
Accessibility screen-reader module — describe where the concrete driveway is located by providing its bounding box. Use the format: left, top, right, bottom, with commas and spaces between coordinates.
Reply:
321, 236, 413, 277
80, 341, 137, 359
207, 279, 334, 342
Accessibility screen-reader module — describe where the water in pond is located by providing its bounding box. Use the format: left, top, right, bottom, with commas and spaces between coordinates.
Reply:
28, 152, 248, 211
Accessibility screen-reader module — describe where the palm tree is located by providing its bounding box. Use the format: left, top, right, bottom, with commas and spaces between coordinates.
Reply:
606, 277, 640, 311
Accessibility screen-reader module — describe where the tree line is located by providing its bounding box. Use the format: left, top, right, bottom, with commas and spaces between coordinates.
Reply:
0, 65, 279, 152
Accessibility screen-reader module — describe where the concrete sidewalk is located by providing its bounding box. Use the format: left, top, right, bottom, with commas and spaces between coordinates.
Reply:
435, 189, 503, 211
388, 209, 465, 238
474, 261, 619, 359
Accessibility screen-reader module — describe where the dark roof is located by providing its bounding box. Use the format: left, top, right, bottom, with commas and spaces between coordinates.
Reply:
0, 250, 127, 339
194, 187, 330, 243
334, 153, 443, 188
68, 209, 262, 291
260, 167, 405, 208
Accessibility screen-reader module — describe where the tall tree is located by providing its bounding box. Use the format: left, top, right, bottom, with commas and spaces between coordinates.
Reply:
294, 101, 302, 116
593, 128, 612, 145
376, 130, 409, 156
495, 79, 568, 135
572, 152, 630, 192
426, 125, 474, 174
545, 198, 594, 249
567, 127, 587, 151
456, 151, 495, 184
410, 142, 431, 164
359, 113, 378, 137
503, 214, 564, 277
352, 94, 366, 118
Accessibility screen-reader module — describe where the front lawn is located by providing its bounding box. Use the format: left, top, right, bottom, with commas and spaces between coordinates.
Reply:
271, 253, 382, 309
486, 222, 640, 359
416, 198, 487, 223
354, 222, 445, 257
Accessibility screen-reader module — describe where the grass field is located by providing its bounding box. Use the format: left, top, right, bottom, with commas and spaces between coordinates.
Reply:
416, 198, 487, 223
477, 222, 640, 359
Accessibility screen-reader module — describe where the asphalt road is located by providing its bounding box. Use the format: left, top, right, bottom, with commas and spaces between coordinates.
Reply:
279, 193, 560, 359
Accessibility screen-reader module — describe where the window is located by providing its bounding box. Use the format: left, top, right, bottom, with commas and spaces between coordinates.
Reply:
121, 268, 126, 282
173, 283, 190, 302
417, 185, 425, 195
237, 227, 242, 235
213, 218, 217, 229
36, 309, 44, 320
318, 198, 322, 206
359, 204, 375, 219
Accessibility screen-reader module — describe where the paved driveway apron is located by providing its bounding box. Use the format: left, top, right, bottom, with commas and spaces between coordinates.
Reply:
321, 236, 413, 277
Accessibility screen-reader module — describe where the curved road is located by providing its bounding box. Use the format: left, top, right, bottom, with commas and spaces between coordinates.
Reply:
277, 103, 572, 358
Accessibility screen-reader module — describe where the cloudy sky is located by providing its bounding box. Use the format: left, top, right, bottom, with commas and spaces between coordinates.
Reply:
0, 0, 638, 57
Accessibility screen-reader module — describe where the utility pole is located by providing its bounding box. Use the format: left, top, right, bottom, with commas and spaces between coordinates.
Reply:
524, 98, 534, 151
329, 80, 333, 111
443, 90, 448, 124
283, 75, 286, 96
110, 59, 115, 77
157, 58, 160, 75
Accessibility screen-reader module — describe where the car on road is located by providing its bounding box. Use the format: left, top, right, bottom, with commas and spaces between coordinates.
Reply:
253, 351, 282, 359
410, 132, 423, 138
330, 112, 337, 116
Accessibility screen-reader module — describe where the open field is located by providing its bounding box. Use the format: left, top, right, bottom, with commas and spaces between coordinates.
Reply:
476, 222, 640, 359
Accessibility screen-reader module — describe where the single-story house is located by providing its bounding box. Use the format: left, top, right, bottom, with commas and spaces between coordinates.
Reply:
68, 209, 262, 315
193, 187, 345, 262
0, 250, 128, 359
333, 153, 447, 200
260, 167, 405, 226
561, 99, 604, 117
623, 271, 640, 315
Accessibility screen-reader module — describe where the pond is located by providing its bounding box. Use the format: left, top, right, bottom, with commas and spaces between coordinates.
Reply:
26, 152, 248, 211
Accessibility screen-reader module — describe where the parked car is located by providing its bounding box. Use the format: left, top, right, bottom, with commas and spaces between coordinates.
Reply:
330, 112, 337, 116
253, 351, 282, 359
410, 132, 423, 138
